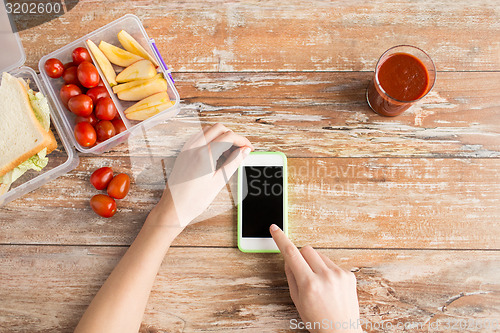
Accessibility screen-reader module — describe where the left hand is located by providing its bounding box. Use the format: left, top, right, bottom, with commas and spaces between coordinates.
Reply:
155, 123, 254, 230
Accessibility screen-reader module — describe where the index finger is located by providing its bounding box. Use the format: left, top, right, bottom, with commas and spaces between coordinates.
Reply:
209, 130, 254, 160
184, 123, 230, 150
270, 224, 313, 283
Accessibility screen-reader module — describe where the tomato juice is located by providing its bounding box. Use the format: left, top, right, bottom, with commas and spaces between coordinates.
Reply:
367, 46, 435, 116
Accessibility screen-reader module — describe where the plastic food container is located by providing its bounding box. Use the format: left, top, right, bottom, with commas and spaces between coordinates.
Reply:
0, 5, 180, 206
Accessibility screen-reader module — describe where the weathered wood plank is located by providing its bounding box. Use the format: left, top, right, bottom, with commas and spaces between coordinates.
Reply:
35, 72, 499, 159
173, 72, 500, 158
1, 157, 498, 249
17, 0, 500, 72
0, 246, 498, 332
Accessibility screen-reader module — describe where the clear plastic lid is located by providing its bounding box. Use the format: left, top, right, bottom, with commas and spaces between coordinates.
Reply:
0, 1, 79, 206
0, 0, 26, 72
0, 7, 186, 207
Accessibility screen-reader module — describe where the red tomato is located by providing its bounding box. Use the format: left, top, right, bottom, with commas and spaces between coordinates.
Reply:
107, 173, 131, 199
95, 120, 116, 142
64, 62, 76, 70
72, 47, 92, 65
75, 113, 98, 126
68, 94, 93, 117
77, 61, 100, 88
60, 84, 82, 108
95, 97, 117, 120
97, 78, 105, 87
44, 58, 64, 79
62, 66, 79, 85
86, 86, 110, 105
112, 118, 127, 134
90, 194, 117, 218
90, 167, 114, 190
74, 122, 97, 147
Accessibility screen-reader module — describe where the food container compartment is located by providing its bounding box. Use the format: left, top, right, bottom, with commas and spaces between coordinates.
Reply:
0, 9, 179, 206
38, 14, 180, 154
0, 66, 79, 206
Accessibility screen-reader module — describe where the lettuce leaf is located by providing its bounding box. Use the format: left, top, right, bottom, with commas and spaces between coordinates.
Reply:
0, 148, 48, 184
27, 89, 51, 131
1, 90, 52, 186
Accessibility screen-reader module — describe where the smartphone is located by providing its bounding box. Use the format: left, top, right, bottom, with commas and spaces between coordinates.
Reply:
237, 152, 288, 253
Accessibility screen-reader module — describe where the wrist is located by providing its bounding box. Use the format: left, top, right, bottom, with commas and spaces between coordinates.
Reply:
144, 200, 184, 242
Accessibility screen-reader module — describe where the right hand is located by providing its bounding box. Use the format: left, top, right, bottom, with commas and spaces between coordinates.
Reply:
270, 224, 361, 333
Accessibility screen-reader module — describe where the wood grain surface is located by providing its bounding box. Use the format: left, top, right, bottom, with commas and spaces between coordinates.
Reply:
12, 72, 498, 159
1, 246, 499, 332
1, 0, 499, 331
17, 0, 500, 72
1, 157, 499, 250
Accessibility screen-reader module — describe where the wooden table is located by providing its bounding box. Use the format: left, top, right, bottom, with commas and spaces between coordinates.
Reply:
1, 1, 499, 332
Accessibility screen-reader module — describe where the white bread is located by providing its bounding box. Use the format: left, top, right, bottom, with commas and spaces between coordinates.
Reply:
0, 72, 57, 177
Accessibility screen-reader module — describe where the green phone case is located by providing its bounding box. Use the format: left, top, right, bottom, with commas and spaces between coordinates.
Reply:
237, 151, 288, 253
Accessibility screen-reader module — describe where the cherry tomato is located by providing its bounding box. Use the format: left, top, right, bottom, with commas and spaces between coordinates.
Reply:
60, 84, 82, 108
44, 58, 64, 79
86, 86, 110, 105
90, 167, 114, 190
95, 97, 117, 120
107, 173, 131, 199
74, 122, 97, 147
95, 120, 116, 142
112, 118, 127, 134
75, 113, 98, 126
62, 66, 79, 85
90, 194, 117, 218
97, 78, 105, 87
77, 61, 100, 88
72, 47, 92, 65
64, 62, 76, 70
68, 94, 93, 117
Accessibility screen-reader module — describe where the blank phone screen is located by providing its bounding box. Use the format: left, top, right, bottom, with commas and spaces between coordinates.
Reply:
242, 166, 284, 238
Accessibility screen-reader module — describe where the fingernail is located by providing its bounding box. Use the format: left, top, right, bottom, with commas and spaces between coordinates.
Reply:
242, 147, 251, 156
270, 224, 279, 232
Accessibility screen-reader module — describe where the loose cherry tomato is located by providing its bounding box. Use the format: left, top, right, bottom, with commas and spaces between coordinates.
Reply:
77, 61, 99, 88
62, 66, 79, 85
112, 118, 127, 134
86, 86, 110, 105
75, 113, 98, 126
68, 94, 93, 117
95, 97, 117, 120
60, 84, 82, 108
74, 122, 97, 147
95, 120, 116, 142
90, 194, 117, 218
90, 167, 114, 190
44, 58, 64, 79
107, 173, 131, 199
72, 47, 92, 65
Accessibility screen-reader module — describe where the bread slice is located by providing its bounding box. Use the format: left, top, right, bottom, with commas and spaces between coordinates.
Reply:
0, 72, 57, 178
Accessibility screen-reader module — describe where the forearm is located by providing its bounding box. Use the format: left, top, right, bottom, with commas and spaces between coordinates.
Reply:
75, 205, 180, 333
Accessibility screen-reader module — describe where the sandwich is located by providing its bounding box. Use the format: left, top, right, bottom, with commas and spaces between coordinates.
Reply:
0, 72, 57, 195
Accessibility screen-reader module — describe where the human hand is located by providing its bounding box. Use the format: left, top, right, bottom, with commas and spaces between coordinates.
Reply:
155, 123, 254, 231
270, 224, 361, 333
